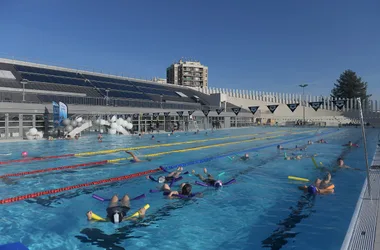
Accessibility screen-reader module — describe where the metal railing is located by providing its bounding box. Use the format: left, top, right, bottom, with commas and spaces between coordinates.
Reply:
0, 92, 203, 111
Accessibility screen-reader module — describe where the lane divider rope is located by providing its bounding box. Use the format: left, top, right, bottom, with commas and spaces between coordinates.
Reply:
0, 129, 337, 204
0, 131, 285, 165
0, 130, 301, 178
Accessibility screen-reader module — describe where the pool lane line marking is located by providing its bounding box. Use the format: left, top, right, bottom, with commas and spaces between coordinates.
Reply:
0, 129, 334, 204
0, 131, 287, 165
75, 130, 284, 156
0, 130, 305, 178
161, 128, 339, 171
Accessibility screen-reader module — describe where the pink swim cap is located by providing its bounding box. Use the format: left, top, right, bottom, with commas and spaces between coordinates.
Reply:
21, 151, 28, 157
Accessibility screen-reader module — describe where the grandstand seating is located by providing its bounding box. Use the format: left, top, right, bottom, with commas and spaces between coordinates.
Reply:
0, 62, 213, 110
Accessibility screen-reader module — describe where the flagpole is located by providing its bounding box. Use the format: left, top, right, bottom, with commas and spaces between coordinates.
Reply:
357, 98, 372, 199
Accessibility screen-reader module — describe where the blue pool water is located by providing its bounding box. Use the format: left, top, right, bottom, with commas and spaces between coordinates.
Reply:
0, 127, 378, 250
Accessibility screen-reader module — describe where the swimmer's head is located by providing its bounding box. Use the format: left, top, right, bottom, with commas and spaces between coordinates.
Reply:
214, 180, 223, 188
158, 176, 166, 183
337, 157, 344, 165
181, 183, 192, 195
307, 185, 317, 195
151, 135, 155, 139
277, 145, 281, 149
244, 153, 249, 158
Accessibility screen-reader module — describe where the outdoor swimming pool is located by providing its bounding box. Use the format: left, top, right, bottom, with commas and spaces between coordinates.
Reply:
0, 127, 378, 250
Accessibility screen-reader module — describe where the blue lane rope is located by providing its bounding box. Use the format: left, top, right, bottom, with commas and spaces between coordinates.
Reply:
162, 129, 339, 171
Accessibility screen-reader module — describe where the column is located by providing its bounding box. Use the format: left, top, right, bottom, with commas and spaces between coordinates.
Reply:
19, 114, 23, 137
32, 114, 36, 127
5, 113, 9, 139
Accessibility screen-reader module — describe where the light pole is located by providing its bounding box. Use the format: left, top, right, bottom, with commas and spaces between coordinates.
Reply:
299, 84, 308, 125
21, 80, 28, 102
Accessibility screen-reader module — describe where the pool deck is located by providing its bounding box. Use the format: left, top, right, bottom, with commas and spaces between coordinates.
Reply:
341, 143, 380, 250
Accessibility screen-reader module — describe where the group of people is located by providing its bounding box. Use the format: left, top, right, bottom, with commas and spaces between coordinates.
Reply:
86, 166, 224, 223
86, 134, 356, 224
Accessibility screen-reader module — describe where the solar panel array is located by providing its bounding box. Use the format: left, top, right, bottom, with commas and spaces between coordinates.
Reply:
12, 65, 202, 104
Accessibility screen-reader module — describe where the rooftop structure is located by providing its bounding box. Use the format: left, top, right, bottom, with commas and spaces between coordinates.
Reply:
166, 59, 208, 88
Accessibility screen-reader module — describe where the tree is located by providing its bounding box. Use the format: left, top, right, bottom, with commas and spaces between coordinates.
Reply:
331, 69, 371, 100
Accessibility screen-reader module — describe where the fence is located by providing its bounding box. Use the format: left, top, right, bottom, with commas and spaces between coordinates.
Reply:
196, 87, 380, 113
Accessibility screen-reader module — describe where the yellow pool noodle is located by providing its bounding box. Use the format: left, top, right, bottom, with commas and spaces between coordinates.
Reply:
90, 204, 150, 222
126, 204, 150, 220
288, 176, 309, 182
91, 212, 106, 221
311, 157, 318, 168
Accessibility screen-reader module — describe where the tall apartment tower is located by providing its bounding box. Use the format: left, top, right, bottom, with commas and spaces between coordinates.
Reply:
166, 59, 208, 88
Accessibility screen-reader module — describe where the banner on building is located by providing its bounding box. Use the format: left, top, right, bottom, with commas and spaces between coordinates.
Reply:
58, 102, 68, 126
332, 100, 347, 110
177, 111, 184, 118
216, 108, 224, 115
309, 102, 323, 111
248, 106, 259, 116
202, 109, 210, 117
53, 101, 60, 127
153, 112, 159, 120
231, 107, 241, 116
164, 112, 170, 117
188, 110, 195, 116
267, 104, 279, 114
286, 103, 299, 113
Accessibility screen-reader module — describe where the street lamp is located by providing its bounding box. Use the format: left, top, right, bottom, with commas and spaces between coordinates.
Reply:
299, 84, 308, 125
21, 80, 28, 102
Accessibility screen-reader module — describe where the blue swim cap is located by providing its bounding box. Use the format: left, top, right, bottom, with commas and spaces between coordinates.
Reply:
307, 185, 317, 195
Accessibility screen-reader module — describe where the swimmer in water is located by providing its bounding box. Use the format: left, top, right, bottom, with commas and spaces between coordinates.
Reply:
86, 194, 147, 223
162, 182, 194, 198
298, 172, 334, 195
336, 157, 351, 169
307, 140, 313, 145
151, 135, 155, 140
285, 154, 302, 160
125, 151, 151, 163
241, 153, 250, 161
97, 133, 103, 142
316, 139, 327, 144
192, 168, 223, 188
146, 167, 184, 183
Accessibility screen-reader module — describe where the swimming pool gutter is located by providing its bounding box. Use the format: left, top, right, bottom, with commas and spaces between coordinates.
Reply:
341, 143, 380, 250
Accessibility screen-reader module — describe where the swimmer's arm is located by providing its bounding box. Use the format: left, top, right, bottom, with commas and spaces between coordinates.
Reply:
168, 191, 179, 198
126, 151, 141, 162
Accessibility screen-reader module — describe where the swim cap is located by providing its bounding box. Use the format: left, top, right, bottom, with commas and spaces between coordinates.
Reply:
214, 180, 223, 188
158, 176, 166, 183
307, 185, 317, 195
111, 212, 123, 224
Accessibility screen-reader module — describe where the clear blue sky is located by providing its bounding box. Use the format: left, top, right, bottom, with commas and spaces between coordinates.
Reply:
1, 0, 379, 99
